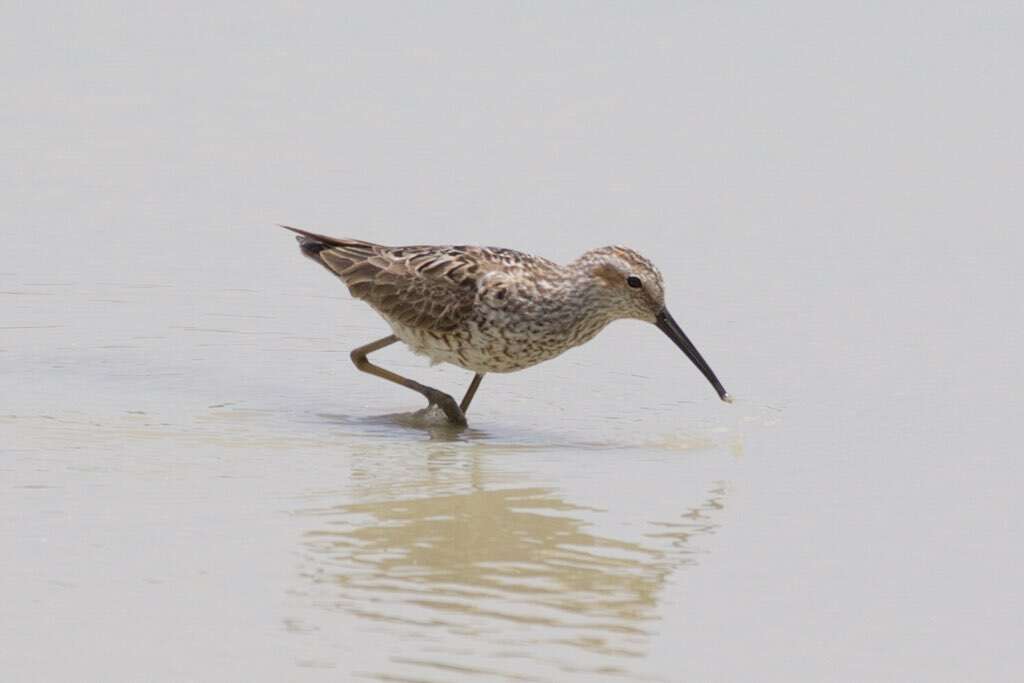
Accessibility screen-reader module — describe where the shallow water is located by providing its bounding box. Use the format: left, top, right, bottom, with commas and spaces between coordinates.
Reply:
3, 275, 757, 681
4, 4, 1023, 681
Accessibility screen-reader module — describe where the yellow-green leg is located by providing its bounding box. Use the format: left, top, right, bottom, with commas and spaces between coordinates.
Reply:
350, 335, 467, 426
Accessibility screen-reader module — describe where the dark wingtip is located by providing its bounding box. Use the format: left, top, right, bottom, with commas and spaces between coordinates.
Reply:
277, 224, 353, 249
279, 224, 329, 259
299, 238, 328, 259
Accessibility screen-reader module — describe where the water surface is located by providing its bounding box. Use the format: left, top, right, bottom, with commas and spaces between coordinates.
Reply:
4, 3, 1022, 681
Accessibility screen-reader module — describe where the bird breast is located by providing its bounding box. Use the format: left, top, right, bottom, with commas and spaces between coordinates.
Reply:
386, 278, 611, 374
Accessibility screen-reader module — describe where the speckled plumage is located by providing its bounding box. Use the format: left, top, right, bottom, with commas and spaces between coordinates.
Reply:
283, 225, 729, 425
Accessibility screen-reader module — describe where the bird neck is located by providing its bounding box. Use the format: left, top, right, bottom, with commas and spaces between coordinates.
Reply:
546, 263, 619, 345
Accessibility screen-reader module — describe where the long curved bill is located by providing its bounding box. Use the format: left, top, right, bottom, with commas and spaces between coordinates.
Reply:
656, 309, 732, 402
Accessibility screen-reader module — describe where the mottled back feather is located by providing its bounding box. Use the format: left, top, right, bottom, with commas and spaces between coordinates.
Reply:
283, 225, 552, 332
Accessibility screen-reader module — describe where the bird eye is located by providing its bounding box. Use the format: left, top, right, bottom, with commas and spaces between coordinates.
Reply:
626, 275, 643, 289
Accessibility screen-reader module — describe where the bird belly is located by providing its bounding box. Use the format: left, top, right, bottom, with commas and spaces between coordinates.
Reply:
387, 319, 578, 374
385, 321, 532, 370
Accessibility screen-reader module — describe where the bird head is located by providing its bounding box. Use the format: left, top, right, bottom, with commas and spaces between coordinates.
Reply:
583, 246, 666, 323
578, 246, 731, 403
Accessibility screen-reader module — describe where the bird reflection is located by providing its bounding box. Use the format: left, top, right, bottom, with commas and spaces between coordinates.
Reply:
296, 446, 727, 680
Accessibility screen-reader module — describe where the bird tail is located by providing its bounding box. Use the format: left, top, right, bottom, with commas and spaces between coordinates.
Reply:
279, 224, 377, 258
278, 224, 338, 257
278, 224, 385, 289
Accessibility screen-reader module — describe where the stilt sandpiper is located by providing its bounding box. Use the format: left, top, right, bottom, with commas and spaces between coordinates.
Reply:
283, 225, 730, 426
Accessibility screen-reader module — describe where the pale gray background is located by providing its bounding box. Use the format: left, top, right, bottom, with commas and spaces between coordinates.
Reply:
3, 3, 1022, 681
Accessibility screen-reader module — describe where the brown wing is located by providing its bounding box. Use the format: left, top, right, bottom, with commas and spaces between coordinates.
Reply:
317, 242, 484, 332
282, 225, 557, 332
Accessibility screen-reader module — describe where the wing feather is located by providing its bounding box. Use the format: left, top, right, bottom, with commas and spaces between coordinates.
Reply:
284, 226, 557, 333
319, 244, 484, 332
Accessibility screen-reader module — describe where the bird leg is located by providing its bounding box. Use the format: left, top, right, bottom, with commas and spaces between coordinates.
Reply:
350, 335, 467, 426
460, 373, 485, 413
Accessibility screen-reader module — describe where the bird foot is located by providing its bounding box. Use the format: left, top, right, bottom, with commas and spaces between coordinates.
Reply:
424, 389, 467, 426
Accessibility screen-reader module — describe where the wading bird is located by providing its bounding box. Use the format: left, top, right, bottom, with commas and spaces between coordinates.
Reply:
284, 225, 730, 425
